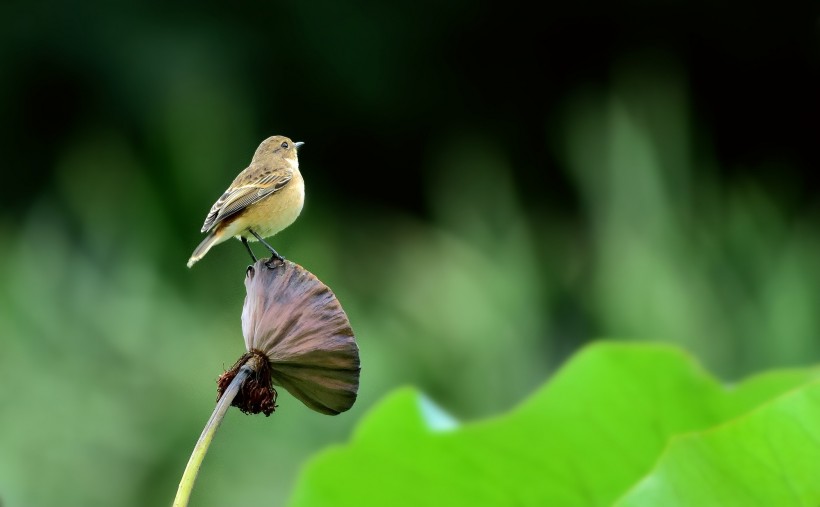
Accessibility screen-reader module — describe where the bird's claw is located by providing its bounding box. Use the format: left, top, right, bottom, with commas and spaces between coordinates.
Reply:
264, 255, 285, 270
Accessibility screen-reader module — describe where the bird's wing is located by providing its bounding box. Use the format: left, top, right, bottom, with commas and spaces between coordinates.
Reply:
200, 167, 293, 233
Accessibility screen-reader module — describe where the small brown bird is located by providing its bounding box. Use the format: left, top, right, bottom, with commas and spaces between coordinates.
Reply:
187, 135, 305, 268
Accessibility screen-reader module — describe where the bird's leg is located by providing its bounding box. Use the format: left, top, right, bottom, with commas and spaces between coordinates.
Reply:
249, 229, 285, 266
241, 236, 258, 263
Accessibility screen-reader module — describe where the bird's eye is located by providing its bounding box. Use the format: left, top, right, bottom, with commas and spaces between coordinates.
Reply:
281, 142, 289, 149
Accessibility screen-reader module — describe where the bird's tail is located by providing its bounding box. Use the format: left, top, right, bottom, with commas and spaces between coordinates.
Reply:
187, 231, 223, 268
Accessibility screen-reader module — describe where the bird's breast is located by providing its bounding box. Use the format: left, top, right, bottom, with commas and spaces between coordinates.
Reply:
235, 172, 305, 240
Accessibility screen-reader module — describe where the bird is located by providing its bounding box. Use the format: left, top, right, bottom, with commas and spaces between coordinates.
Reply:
187, 135, 305, 268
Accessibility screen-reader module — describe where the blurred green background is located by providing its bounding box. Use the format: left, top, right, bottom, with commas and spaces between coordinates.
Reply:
1, 0, 818, 506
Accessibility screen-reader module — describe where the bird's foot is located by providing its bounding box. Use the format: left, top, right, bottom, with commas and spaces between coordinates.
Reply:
264, 253, 285, 270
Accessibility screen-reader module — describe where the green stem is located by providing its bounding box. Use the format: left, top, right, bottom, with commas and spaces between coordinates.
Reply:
172, 363, 253, 507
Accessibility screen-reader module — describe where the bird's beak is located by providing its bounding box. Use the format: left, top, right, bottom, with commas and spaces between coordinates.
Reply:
294, 141, 305, 149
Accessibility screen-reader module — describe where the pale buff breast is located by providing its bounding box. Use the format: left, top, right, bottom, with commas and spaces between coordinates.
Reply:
221, 171, 305, 241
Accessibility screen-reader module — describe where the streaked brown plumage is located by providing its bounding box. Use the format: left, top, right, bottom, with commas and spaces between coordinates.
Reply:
187, 135, 305, 268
